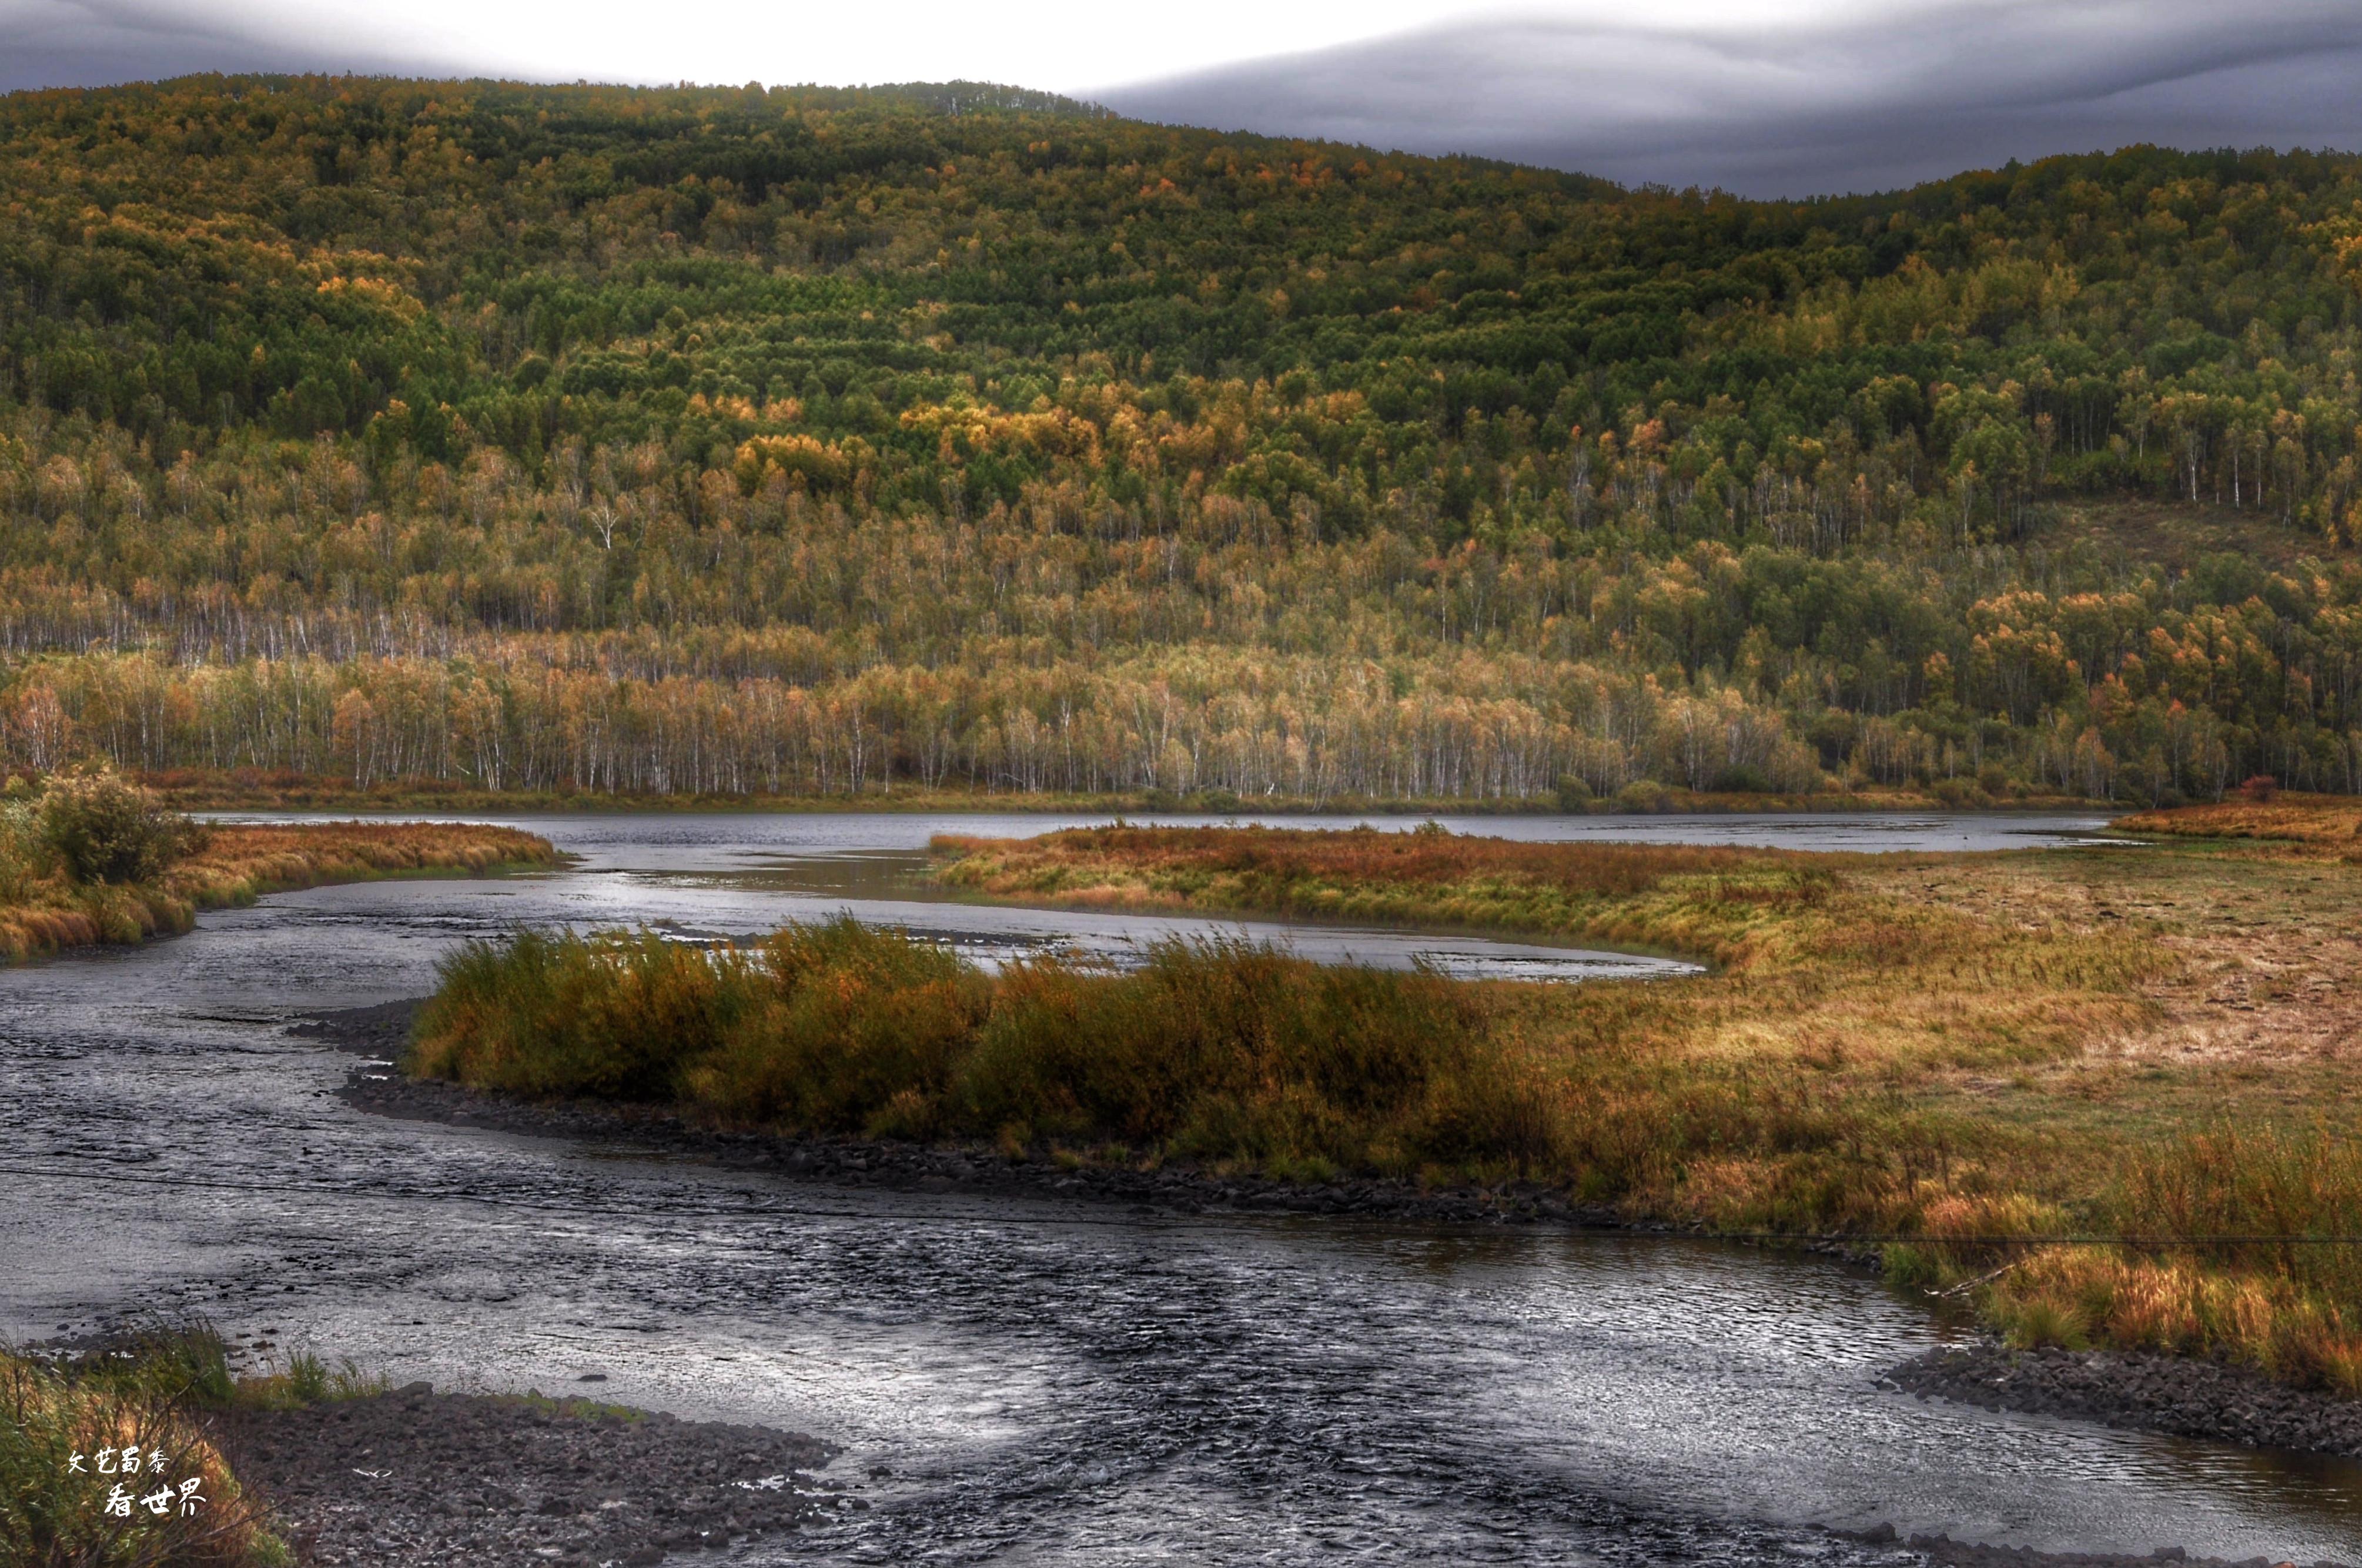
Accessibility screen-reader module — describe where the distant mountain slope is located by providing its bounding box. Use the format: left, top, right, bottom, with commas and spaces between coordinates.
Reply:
0, 76, 2356, 803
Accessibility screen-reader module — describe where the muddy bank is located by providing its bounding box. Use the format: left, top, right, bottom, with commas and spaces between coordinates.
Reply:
300, 1000, 1634, 1228
226, 1382, 841, 1566
1889, 1338, 2362, 1462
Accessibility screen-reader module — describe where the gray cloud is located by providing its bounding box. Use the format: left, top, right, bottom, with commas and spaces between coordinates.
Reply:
1097, 1, 2362, 196
0, 0, 464, 93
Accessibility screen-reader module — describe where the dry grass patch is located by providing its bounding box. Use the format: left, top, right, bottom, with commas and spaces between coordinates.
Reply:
0, 798, 558, 962
2115, 794, 2362, 852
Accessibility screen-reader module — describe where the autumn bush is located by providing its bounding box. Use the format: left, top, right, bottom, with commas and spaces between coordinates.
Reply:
37, 769, 209, 886
412, 917, 1544, 1177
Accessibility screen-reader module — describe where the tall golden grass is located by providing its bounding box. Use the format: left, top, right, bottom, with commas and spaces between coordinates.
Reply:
1964, 1127, 2362, 1391
412, 919, 1539, 1179
0, 1326, 319, 1568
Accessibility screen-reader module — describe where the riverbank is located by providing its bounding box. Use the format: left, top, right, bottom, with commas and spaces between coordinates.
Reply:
0, 818, 560, 960
310, 1000, 1634, 1228
316, 999, 2362, 1475
1889, 1338, 2362, 1458
27, 1324, 2304, 1568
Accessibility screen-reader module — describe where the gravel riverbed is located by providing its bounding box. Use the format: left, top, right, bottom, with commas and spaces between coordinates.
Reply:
228, 1384, 841, 1566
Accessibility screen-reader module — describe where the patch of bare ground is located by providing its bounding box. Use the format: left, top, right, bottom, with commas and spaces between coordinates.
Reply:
229, 1384, 842, 1567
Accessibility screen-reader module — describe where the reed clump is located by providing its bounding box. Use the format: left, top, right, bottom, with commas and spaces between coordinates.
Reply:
0, 1322, 359, 1568
1973, 1127, 2362, 1390
412, 919, 1549, 1177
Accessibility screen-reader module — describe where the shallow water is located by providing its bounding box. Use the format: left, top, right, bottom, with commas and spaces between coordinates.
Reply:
209, 807, 2128, 980
6, 811, 2355, 1565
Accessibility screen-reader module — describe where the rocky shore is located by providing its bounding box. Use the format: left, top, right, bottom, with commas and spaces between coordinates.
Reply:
300, 999, 1630, 1229
225, 1382, 841, 1566
1888, 1338, 2362, 1460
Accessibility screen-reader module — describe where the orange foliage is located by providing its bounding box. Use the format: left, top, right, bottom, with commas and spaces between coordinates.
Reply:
936, 822, 1811, 903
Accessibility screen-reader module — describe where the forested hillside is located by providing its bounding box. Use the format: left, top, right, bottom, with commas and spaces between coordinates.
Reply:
4, 74, 2362, 803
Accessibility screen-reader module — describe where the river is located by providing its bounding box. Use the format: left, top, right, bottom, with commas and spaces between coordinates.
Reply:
5, 810, 2358, 1564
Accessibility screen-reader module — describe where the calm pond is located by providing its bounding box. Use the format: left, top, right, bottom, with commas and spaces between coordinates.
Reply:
8, 810, 2354, 1564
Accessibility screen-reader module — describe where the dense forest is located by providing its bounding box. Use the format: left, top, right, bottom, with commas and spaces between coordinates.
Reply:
3, 74, 2362, 802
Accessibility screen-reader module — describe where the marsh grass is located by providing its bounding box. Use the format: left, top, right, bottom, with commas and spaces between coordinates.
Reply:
2114, 794, 2362, 851
934, 825, 1842, 966
413, 917, 1540, 1177
0, 1321, 373, 1568
1962, 1127, 2362, 1389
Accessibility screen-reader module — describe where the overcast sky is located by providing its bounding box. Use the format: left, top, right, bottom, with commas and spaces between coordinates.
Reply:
5, 0, 2360, 196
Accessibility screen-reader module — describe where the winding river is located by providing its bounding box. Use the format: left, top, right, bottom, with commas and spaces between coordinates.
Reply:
6, 810, 2360, 1564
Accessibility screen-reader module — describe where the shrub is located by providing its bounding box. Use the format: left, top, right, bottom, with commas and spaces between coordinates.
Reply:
1614, 779, 1670, 813
1709, 765, 1774, 795
37, 770, 207, 885
0, 797, 48, 902
411, 919, 1531, 1178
